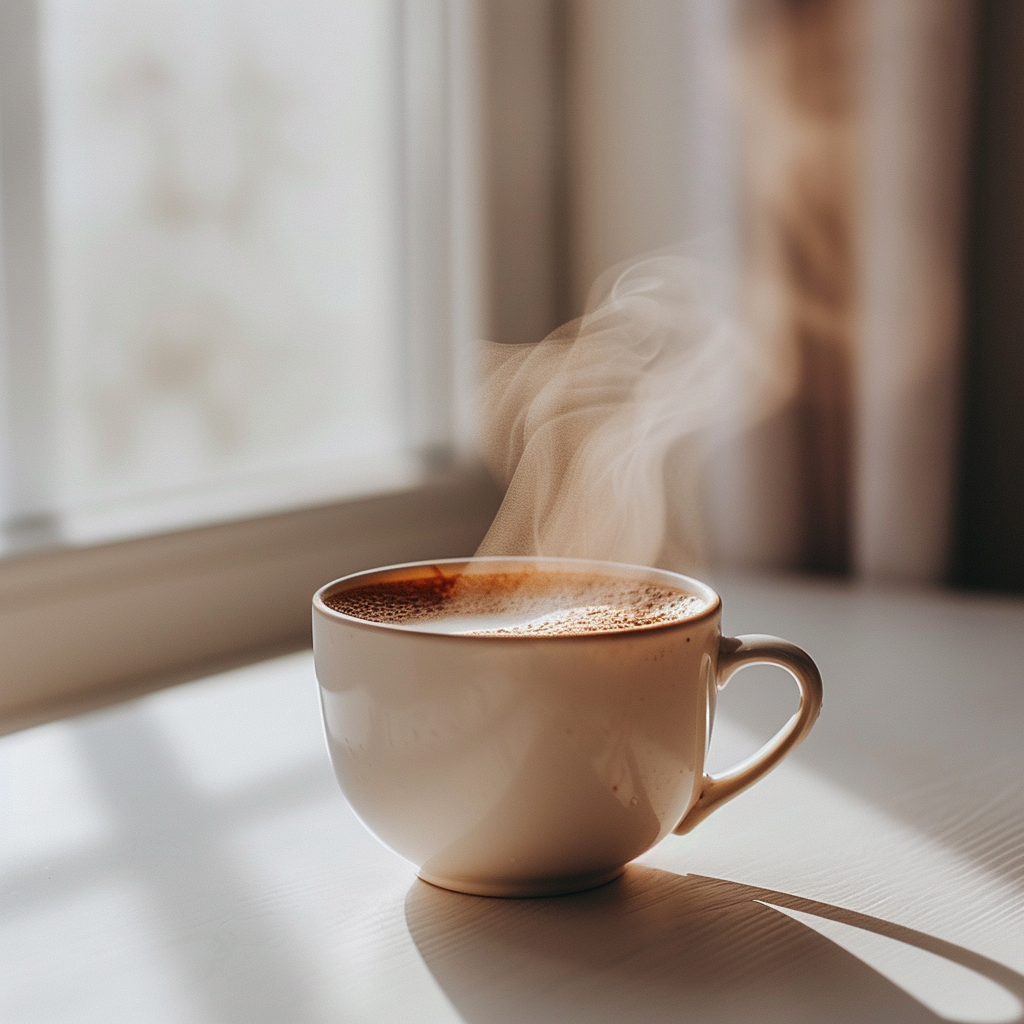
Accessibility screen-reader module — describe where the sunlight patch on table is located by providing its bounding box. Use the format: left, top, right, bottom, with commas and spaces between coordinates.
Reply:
0, 721, 111, 869
144, 651, 323, 797
766, 902, 1023, 1024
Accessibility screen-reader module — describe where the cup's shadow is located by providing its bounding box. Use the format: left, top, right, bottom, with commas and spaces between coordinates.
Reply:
405, 866, 1024, 1024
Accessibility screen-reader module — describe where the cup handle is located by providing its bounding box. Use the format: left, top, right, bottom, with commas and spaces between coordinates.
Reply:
673, 634, 823, 835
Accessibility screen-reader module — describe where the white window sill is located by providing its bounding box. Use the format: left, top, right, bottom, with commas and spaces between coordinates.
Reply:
0, 466, 500, 735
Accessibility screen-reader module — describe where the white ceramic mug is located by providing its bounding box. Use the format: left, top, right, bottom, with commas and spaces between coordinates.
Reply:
313, 557, 822, 897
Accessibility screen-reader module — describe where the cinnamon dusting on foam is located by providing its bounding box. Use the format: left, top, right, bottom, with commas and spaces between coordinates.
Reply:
323, 570, 704, 635
325, 572, 461, 625
463, 596, 699, 636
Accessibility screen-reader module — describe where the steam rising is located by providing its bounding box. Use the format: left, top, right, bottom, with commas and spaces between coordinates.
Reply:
477, 251, 791, 570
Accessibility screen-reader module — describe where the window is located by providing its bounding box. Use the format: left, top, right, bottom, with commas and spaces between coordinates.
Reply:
0, 0, 496, 728
2, 0, 423, 549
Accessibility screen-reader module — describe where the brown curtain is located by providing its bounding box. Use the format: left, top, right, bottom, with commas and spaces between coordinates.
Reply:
737, 0, 860, 574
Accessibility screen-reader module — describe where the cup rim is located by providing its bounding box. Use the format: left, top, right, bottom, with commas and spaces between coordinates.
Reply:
312, 555, 721, 640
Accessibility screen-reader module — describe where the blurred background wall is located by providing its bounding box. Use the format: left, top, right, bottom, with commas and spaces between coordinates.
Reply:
477, 0, 1004, 589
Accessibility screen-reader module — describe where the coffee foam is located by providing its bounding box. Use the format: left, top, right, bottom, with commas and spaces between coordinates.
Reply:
323, 569, 707, 636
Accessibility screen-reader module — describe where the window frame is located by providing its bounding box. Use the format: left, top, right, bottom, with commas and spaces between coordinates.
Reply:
0, 469, 500, 734
0, 0, 496, 731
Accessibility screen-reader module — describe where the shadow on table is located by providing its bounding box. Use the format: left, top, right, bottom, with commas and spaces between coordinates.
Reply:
406, 866, 1024, 1024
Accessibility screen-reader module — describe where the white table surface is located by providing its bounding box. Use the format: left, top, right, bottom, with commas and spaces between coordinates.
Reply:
2, 574, 1024, 1023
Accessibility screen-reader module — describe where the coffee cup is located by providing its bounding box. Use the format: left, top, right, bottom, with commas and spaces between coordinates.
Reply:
312, 556, 822, 897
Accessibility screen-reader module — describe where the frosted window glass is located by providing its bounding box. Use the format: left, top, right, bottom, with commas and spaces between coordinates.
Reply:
40, 0, 405, 536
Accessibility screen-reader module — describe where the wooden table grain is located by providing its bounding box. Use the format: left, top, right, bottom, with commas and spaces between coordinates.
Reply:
2, 574, 1023, 1023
